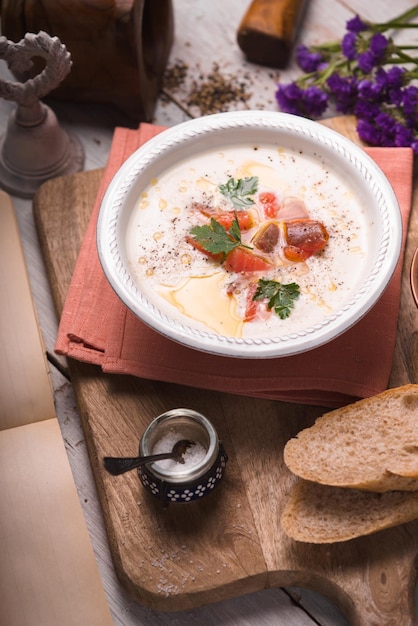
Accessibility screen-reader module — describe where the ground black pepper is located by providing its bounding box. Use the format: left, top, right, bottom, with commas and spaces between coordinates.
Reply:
162, 60, 253, 115
163, 58, 189, 91
187, 63, 252, 115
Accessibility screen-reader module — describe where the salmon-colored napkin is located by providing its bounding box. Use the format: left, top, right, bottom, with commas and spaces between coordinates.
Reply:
55, 123, 413, 408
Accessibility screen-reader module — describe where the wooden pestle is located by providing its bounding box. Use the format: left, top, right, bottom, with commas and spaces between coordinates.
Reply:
237, 0, 307, 68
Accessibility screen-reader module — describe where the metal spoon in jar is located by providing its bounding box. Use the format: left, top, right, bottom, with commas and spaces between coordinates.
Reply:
103, 439, 193, 476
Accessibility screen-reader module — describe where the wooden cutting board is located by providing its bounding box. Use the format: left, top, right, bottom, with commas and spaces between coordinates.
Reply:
33, 117, 418, 626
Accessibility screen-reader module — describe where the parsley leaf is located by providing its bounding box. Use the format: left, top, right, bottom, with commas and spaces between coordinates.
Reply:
253, 278, 300, 319
219, 176, 258, 209
190, 216, 242, 258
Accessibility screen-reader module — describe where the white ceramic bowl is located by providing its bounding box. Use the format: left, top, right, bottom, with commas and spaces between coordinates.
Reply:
97, 111, 402, 358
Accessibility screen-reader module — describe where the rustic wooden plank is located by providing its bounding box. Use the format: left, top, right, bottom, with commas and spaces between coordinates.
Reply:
49, 323, 329, 625
33, 116, 418, 624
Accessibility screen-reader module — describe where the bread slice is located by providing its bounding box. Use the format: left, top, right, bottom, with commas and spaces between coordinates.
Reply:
283, 385, 418, 492
281, 479, 418, 543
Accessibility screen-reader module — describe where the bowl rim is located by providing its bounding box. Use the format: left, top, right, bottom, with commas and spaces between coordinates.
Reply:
97, 110, 402, 358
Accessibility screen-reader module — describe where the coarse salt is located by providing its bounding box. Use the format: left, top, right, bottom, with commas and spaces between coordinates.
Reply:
152, 429, 206, 471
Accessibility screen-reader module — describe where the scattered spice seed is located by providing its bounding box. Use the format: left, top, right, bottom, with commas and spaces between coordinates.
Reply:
163, 58, 189, 91
162, 60, 253, 115
187, 63, 252, 115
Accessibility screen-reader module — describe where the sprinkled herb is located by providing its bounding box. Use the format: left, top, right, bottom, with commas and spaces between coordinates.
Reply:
254, 278, 300, 319
189, 214, 250, 258
219, 176, 258, 209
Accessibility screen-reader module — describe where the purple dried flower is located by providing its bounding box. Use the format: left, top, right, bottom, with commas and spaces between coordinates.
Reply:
275, 83, 328, 118
356, 119, 382, 145
357, 51, 375, 73
358, 33, 388, 72
388, 89, 403, 107
326, 73, 358, 113
275, 7, 418, 152
357, 113, 394, 147
275, 83, 304, 114
402, 84, 418, 118
357, 113, 417, 150
303, 85, 329, 117
346, 15, 368, 33
357, 78, 384, 102
376, 66, 405, 90
394, 122, 415, 148
342, 32, 358, 60
370, 33, 389, 57
373, 67, 405, 105
296, 45, 325, 72
354, 100, 381, 121
375, 111, 396, 135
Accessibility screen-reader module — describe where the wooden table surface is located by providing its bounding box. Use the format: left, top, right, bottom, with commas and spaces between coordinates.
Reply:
2, 1, 418, 624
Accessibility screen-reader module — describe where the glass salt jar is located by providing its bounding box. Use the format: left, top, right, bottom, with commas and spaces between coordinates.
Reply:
138, 408, 228, 505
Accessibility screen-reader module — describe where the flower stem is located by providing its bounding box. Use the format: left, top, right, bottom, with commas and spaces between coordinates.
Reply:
392, 49, 418, 64
373, 5, 418, 31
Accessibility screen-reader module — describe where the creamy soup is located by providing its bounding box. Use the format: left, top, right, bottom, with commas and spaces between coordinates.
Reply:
126, 144, 368, 338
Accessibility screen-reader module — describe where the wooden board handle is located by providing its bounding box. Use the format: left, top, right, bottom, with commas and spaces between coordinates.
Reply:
237, 0, 306, 67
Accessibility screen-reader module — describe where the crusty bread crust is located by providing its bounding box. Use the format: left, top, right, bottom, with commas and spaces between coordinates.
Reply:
283, 385, 418, 492
281, 479, 418, 543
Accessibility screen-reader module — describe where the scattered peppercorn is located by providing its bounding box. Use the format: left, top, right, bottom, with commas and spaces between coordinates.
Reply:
162, 60, 253, 115
187, 63, 252, 115
163, 58, 189, 91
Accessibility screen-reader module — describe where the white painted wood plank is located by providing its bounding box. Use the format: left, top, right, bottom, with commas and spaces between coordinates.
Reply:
12, 195, 63, 365
342, 0, 418, 22
160, 0, 355, 119
288, 588, 351, 626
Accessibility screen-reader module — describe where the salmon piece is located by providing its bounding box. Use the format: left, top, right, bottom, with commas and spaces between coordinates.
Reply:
284, 219, 329, 252
224, 247, 273, 273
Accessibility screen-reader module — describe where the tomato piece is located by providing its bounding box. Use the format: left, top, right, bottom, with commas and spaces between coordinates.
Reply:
283, 245, 312, 263
213, 211, 254, 231
244, 282, 259, 321
194, 204, 254, 231
224, 247, 273, 273
185, 234, 223, 262
284, 219, 329, 252
258, 192, 280, 218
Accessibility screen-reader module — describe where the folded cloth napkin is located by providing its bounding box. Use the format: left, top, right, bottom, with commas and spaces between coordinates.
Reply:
55, 123, 413, 408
